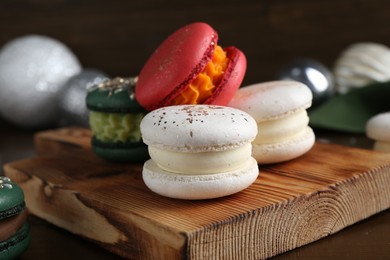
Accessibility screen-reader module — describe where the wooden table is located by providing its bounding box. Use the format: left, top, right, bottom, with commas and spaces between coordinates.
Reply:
1, 122, 389, 259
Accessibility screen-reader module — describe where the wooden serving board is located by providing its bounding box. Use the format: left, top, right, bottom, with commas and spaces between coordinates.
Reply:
3, 127, 390, 259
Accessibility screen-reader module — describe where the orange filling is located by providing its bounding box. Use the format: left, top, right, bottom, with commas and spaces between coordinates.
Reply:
170, 45, 230, 105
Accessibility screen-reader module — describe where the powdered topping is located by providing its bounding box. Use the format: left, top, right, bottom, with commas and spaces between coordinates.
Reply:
0, 177, 13, 189
140, 105, 258, 151
89, 77, 138, 99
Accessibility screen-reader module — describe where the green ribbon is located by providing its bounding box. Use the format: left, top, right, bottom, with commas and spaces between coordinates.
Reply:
309, 81, 390, 134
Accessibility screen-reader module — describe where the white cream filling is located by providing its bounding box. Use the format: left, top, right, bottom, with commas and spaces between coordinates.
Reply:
254, 110, 309, 144
148, 143, 253, 175
374, 141, 390, 152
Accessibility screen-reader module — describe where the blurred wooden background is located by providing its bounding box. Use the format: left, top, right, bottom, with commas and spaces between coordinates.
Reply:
2, 0, 390, 88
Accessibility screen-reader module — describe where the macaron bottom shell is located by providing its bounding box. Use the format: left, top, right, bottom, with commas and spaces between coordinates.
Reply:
253, 127, 315, 164
92, 138, 149, 163
0, 222, 31, 260
373, 141, 390, 152
142, 157, 259, 200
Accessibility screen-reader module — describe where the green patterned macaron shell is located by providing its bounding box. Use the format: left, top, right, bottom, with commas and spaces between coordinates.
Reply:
86, 77, 146, 113
0, 177, 25, 220
0, 222, 31, 260
91, 137, 150, 163
86, 77, 149, 163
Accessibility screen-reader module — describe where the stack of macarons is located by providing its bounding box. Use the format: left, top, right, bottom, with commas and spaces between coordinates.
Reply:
133, 22, 259, 199
366, 112, 390, 152
228, 80, 315, 164
86, 77, 149, 163
0, 176, 31, 259
85, 21, 317, 199
140, 105, 259, 200
86, 22, 249, 174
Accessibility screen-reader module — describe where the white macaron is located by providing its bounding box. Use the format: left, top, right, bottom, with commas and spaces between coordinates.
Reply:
366, 112, 390, 152
228, 80, 315, 164
140, 105, 259, 200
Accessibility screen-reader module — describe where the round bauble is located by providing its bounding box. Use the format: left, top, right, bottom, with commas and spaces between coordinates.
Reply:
58, 69, 108, 127
277, 58, 334, 107
334, 42, 390, 94
0, 35, 81, 128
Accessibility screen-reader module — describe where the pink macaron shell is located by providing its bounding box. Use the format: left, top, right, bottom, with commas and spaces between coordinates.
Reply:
204, 46, 247, 106
135, 22, 218, 110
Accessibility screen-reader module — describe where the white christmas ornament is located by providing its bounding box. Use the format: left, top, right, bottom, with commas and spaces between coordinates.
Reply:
58, 69, 108, 127
333, 42, 390, 94
0, 35, 82, 128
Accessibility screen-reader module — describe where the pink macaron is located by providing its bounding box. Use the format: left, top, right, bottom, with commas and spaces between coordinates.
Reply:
135, 22, 247, 111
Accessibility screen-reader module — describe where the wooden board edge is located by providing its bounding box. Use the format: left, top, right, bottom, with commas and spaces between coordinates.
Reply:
34, 127, 92, 156
3, 162, 188, 259
185, 163, 390, 259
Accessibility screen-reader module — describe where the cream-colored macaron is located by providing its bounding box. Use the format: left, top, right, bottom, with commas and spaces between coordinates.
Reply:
228, 80, 315, 164
140, 105, 259, 200
366, 112, 390, 152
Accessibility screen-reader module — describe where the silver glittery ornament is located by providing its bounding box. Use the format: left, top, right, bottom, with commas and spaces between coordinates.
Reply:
0, 35, 81, 128
277, 58, 334, 107
58, 69, 108, 127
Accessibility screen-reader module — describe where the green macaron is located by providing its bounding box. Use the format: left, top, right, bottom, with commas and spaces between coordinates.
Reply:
0, 222, 31, 260
0, 177, 30, 259
0, 177, 25, 220
86, 77, 149, 163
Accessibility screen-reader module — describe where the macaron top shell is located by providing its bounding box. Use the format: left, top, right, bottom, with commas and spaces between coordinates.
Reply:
228, 80, 313, 122
366, 112, 390, 141
136, 23, 216, 110
0, 177, 25, 220
135, 22, 247, 110
86, 77, 145, 113
140, 105, 257, 152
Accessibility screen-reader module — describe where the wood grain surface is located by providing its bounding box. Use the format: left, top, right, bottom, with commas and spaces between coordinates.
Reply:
3, 128, 390, 259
